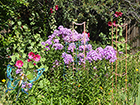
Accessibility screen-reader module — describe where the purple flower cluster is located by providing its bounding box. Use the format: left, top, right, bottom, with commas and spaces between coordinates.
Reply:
79, 44, 92, 51
41, 25, 90, 52
85, 46, 117, 63
77, 53, 85, 64
86, 50, 102, 62
41, 25, 117, 65
102, 46, 117, 63
68, 43, 76, 52
52, 43, 63, 50
62, 52, 74, 64
16, 69, 22, 74
21, 82, 32, 92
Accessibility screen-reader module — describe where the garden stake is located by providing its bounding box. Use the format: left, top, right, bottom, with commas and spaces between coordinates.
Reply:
112, 23, 128, 104
125, 24, 128, 101
83, 22, 86, 70
115, 25, 118, 90
111, 25, 114, 104
72, 22, 86, 70
72, 22, 75, 75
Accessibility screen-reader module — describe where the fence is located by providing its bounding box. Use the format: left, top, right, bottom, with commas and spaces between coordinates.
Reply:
126, 20, 140, 54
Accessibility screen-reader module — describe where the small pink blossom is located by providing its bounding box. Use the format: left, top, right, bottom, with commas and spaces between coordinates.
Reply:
33, 63, 36, 65
55, 5, 58, 11
34, 54, 41, 62
28, 52, 35, 59
24, 89, 28, 92
15, 60, 23, 68
27, 59, 32, 62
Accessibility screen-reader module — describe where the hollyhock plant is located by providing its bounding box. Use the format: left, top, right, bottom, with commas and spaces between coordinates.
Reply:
34, 54, 41, 62
6, 51, 44, 95
16, 60, 23, 68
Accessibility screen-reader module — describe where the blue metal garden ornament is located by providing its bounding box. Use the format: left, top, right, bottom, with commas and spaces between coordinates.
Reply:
6, 64, 45, 95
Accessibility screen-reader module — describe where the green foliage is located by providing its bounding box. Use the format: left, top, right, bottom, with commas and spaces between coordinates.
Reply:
1, 51, 140, 104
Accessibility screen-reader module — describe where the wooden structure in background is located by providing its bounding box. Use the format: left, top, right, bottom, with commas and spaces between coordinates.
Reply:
126, 20, 140, 54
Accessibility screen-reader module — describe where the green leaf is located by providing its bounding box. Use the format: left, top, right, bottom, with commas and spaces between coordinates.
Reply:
17, 21, 22, 26
27, 73, 34, 80
11, 56, 16, 62
29, 62, 34, 68
22, 53, 26, 58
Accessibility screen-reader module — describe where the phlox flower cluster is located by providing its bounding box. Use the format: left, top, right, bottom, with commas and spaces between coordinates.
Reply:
41, 25, 117, 66
41, 26, 89, 50
86, 46, 117, 63
102, 46, 117, 63
62, 52, 74, 65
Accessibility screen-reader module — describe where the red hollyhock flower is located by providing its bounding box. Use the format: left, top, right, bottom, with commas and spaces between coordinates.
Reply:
28, 52, 35, 59
55, 5, 58, 11
16, 60, 23, 68
108, 21, 112, 26
112, 21, 116, 26
114, 12, 123, 17
34, 54, 41, 62
118, 12, 123, 17
50, 8, 53, 13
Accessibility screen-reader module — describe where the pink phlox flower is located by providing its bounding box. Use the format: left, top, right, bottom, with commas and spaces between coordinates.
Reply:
15, 60, 23, 68
24, 89, 28, 92
16, 69, 22, 74
28, 52, 35, 59
34, 54, 41, 62
21, 82, 27, 88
